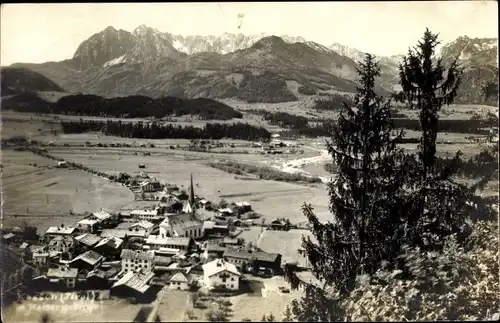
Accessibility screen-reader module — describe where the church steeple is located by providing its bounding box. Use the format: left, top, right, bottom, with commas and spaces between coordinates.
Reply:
188, 173, 196, 211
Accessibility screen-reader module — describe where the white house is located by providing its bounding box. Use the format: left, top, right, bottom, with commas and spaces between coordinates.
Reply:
130, 208, 162, 221
76, 219, 99, 233
47, 267, 78, 289
159, 213, 203, 239
202, 259, 240, 291
45, 226, 76, 241
168, 272, 190, 290
32, 249, 49, 267
48, 236, 74, 255
140, 180, 161, 193
120, 249, 155, 273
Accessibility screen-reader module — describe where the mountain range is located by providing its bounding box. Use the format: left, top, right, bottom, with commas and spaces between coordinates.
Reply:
3, 25, 498, 105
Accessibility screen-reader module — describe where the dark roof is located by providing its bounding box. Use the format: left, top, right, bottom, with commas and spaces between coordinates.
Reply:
223, 249, 254, 261
253, 251, 281, 263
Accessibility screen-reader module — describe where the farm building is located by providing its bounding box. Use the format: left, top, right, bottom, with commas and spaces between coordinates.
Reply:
121, 249, 155, 273
85, 210, 116, 226
269, 219, 292, 231
170, 190, 189, 201
202, 259, 240, 291
202, 221, 230, 237
217, 208, 234, 217
100, 229, 128, 240
111, 270, 155, 301
57, 161, 67, 168
46, 267, 78, 289
130, 221, 155, 235
234, 201, 252, 213
94, 236, 124, 259
86, 268, 119, 289
251, 251, 282, 275
203, 243, 227, 258
223, 249, 254, 268
145, 236, 194, 251
74, 233, 102, 252
70, 250, 104, 271
168, 272, 190, 291
198, 199, 212, 210
159, 213, 203, 239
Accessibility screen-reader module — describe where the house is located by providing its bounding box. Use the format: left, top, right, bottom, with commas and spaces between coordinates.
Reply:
203, 243, 227, 259
76, 219, 99, 233
44, 226, 76, 241
130, 208, 162, 221
234, 201, 252, 213
86, 210, 116, 227
2, 232, 15, 244
202, 221, 230, 238
222, 237, 241, 247
198, 199, 212, 210
1, 246, 27, 298
217, 208, 234, 217
70, 250, 104, 271
153, 255, 174, 271
100, 229, 128, 240
48, 236, 75, 256
269, 219, 291, 231
158, 201, 184, 214
251, 251, 282, 275
168, 272, 190, 290
121, 249, 155, 273
74, 233, 102, 251
86, 268, 118, 289
47, 267, 78, 289
170, 190, 189, 201
126, 228, 148, 239
145, 235, 194, 251
159, 213, 203, 239
130, 221, 155, 235
222, 250, 254, 268
140, 180, 162, 193
186, 263, 204, 281
32, 249, 50, 267
94, 236, 124, 259
110, 270, 155, 301
202, 259, 240, 291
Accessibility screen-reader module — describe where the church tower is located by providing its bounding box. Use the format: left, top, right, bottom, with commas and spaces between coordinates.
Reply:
182, 173, 196, 214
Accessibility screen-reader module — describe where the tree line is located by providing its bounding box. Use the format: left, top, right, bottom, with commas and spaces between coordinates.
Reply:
283, 29, 498, 322
4, 93, 243, 120
60, 119, 271, 141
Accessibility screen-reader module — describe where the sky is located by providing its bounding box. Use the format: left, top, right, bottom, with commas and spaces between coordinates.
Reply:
1, 1, 498, 66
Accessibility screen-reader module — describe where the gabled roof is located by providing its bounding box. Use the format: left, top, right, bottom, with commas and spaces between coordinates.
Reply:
223, 249, 253, 261
120, 249, 155, 261
46, 226, 76, 235
75, 233, 102, 247
170, 272, 189, 283
49, 236, 74, 247
71, 250, 104, 266
145, 235, 192, 248
95, 236, 123, 250
253, 251, 281, 263
47, 267, 78, 279
77, 219, 99, 226
235, 201, 251, 207
202, 259, 240, 278
92, 210, 113, 221
160, 213, 202, 230
112, 270, 154, 294
131, 221, 154, 230
100, 229, 128, 239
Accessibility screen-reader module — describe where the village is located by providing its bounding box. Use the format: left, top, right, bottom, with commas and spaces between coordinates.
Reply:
2, 168, 317, 321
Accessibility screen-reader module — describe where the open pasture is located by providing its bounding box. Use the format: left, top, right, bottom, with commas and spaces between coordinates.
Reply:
1, 150, 133, 225
258, 229, 316, 268
47, 148, 330, 223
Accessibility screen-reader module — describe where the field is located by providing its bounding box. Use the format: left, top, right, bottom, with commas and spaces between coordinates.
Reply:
258, 229, 315, 268
1, 150, 134, 231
